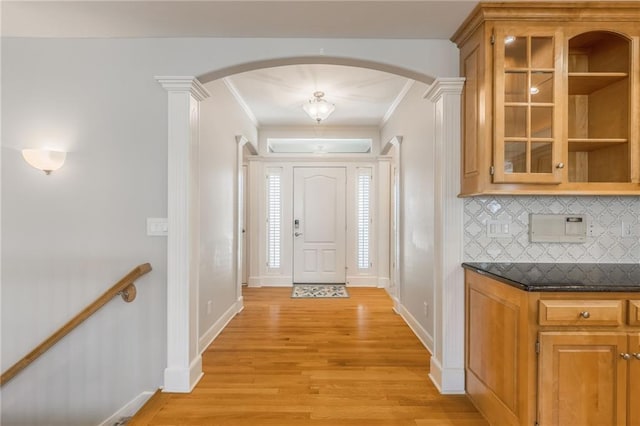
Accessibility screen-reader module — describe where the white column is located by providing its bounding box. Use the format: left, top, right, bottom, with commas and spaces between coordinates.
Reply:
156, 76, 210, 393
424, 78, 465, 394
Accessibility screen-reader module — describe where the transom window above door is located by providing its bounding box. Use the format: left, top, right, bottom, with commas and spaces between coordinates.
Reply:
268, 138, 372, 154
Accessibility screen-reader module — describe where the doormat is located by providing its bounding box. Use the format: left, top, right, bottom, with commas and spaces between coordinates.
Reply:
291, 284, 349, 298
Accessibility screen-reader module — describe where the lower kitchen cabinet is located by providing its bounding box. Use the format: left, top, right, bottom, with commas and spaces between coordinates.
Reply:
538, 332, 628, 426
464, 269, 640, 426
630, 333, 640, 426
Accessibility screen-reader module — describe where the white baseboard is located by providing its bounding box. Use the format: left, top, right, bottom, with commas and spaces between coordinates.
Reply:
429, 356, 465, 394
163, 356, 203, 393
377, 277, 390, 289
199, 298, 243, 353
396, 302, 434, 354
98, 391, 155, 426
346, 276, 379, 287
247, 275, 293, 287
390, 295, 401, 314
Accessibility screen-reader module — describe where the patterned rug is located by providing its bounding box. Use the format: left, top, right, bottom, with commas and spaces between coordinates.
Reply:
291, 284, 349, 298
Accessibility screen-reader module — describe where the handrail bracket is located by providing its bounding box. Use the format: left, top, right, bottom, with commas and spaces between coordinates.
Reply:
119, 283, 137, 302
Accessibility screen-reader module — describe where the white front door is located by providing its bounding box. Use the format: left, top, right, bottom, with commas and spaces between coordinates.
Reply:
293, 167, 346, 283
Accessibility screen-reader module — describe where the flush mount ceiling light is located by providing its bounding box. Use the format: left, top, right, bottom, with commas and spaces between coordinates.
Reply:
21, 149, 66, 175
302, 91, 335, 123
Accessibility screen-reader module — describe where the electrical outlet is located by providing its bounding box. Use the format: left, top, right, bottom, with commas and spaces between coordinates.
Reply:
207, 300, 212, 315
622, 221, 633, 237
423, 301, 429, 317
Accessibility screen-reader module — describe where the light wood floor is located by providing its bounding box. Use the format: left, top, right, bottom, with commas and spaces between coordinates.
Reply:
130, 287, 488, 425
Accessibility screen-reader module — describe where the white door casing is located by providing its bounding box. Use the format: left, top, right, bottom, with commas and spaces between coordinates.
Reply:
242, 165, 248, 285
293, 167, 346, 283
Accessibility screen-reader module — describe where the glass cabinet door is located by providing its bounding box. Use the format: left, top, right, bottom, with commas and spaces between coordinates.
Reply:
493, 28, 563, 184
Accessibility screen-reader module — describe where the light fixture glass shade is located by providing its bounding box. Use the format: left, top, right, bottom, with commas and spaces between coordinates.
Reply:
21, 149, 66, 174
302, 91, 335, 123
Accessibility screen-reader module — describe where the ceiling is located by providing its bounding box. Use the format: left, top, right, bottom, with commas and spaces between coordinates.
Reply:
224, 64, 414, 127
2, 1, 478, 39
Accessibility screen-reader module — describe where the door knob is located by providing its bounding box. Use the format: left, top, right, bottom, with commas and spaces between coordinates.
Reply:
620, 353, 632, 361
633, 353, 640, 360
295, 232, 303, 237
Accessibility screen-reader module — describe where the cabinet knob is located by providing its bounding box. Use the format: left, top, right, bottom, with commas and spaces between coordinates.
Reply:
579, 311, 590, 319
556, 162, 565, 169
633, 353, 640, 360
294, 232, 303, 237
620, 353, 632, 361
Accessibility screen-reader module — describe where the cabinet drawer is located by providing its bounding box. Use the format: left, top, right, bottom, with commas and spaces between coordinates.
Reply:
539, 300, 623, 326
629, 300, 640, 326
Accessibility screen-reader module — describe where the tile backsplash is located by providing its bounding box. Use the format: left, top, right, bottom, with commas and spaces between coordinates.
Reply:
464, 196, 640, 263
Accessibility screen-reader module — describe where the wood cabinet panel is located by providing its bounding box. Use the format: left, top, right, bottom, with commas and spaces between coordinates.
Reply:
468, 287, 519, 410
628, 300, 640, 326
538, 332, 628, 426
465, 271, 537, 426
460, 25, 489, 195
630, 333, 640, 426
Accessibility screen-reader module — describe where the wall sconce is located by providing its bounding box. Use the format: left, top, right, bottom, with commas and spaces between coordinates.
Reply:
21, 149, 66, 175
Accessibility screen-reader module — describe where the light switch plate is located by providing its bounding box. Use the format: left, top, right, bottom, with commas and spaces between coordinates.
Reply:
529, 214, 586, 243
487, 220, 511, 238
147, 218, 168, 236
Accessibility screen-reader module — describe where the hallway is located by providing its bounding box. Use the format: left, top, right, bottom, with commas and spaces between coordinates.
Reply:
131, 288, 487, 425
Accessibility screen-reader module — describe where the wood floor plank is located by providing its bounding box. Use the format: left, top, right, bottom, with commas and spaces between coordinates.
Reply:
130, 287, 488, 425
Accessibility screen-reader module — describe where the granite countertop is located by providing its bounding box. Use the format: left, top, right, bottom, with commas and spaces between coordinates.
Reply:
462, 262, 640, 292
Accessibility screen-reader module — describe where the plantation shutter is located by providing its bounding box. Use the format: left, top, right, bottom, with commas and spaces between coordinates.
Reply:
266, 169, 282, 269
357, 168, 372, 270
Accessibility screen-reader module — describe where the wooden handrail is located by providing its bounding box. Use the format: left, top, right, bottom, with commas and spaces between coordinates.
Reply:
0, 263, 152, 387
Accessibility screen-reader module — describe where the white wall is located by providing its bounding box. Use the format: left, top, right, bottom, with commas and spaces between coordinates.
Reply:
198, 80, 257, 352
1, 40, 168, 425
380, 81, 436, 351
1, 36, 457, 424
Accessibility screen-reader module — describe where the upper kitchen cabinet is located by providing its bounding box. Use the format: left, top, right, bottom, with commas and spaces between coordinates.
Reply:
567, 31, 632, 183
452, 2, 640, 196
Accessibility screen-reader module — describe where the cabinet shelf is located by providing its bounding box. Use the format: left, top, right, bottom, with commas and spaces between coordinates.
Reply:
568, 72, 628, 95
568, 138, 628, 152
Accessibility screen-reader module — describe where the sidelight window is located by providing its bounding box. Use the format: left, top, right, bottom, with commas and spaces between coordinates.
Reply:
357, 168, 372, 270
266, 168, 282, 269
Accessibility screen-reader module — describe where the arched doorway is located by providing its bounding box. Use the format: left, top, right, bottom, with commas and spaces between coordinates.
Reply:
156, 56, 464, 394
